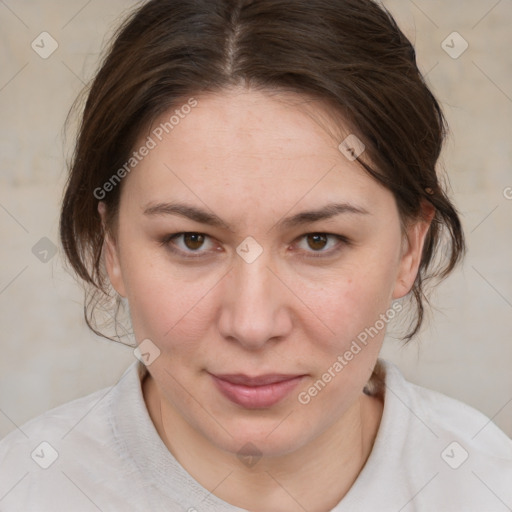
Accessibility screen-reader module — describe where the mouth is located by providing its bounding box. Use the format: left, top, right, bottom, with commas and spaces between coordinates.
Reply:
208, 372, 306, 409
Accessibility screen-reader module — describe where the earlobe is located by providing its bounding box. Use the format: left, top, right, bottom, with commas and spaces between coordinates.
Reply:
392, 203, 435, 300
98, 202, 127, 298
103, 235, 127, 298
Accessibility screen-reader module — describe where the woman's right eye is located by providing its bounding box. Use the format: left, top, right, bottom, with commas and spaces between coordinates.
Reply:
159, 232, 217, 258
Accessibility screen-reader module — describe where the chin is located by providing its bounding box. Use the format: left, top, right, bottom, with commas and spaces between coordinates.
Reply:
204, 413, 315, 460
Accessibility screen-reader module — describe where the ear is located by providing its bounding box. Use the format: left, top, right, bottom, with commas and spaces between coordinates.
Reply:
392, 201, 435, 300
98, 201, 127, 298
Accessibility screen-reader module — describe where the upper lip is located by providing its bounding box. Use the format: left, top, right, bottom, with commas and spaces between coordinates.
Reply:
211, 373, 304, 386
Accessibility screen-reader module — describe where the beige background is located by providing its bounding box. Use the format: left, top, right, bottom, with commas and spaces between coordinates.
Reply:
0, 0, 511, 440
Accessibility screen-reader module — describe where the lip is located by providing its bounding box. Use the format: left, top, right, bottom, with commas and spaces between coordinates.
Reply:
209, 372, 306, 409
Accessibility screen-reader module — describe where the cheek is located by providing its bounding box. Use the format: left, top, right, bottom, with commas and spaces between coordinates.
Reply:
120, 249, 221, 347
306, 253, 399, 351
293, 258, 398, 419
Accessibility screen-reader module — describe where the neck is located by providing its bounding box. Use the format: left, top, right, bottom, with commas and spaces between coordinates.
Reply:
143, 373, 383, 512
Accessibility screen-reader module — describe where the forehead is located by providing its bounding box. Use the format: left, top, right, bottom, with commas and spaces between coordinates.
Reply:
121, 88, 385, 213
152, 89, 345, 157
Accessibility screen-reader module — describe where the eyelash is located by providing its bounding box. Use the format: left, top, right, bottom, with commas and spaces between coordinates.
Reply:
159, 232, 351, 259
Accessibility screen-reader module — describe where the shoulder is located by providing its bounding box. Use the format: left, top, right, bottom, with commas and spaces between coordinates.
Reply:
0, 362, 144, 511
374, 359, 512, 510
0, 382, 112, 455
399, 364, 512, 458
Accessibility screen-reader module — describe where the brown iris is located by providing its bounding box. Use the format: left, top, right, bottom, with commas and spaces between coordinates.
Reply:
183, 233, 205, 250
306, 234, 328, 251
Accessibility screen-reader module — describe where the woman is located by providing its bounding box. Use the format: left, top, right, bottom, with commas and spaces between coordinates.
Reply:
1, 0, 511, 510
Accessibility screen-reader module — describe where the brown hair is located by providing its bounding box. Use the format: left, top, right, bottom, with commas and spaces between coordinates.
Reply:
60, 0, 465, 343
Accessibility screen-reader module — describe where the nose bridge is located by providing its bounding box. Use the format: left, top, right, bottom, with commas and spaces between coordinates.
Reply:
235, 254, 272, 309
219, 246, 290, 348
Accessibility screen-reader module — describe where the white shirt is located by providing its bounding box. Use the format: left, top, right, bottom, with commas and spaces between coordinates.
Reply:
1, 359, 511, 511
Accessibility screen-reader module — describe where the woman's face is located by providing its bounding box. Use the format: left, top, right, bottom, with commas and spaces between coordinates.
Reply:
101, 87, 430, 457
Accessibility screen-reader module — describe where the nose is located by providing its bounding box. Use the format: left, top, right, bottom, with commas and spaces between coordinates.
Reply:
218, 251, 293, 351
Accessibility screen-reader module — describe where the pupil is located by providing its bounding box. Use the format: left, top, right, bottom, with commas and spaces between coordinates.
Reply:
308, 234, 327, 251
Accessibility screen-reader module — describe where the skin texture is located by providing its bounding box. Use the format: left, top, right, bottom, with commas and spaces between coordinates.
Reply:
98, 86, 433, 511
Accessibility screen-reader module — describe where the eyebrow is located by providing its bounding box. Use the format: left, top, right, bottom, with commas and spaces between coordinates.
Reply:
143, 201, 369, 231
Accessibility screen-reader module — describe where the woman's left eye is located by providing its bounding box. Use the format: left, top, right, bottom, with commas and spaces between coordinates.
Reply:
160, 231, 349, 259
294, 233, 348, 257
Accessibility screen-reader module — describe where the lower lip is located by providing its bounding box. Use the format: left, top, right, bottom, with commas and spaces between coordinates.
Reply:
210, 375, 305, 409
